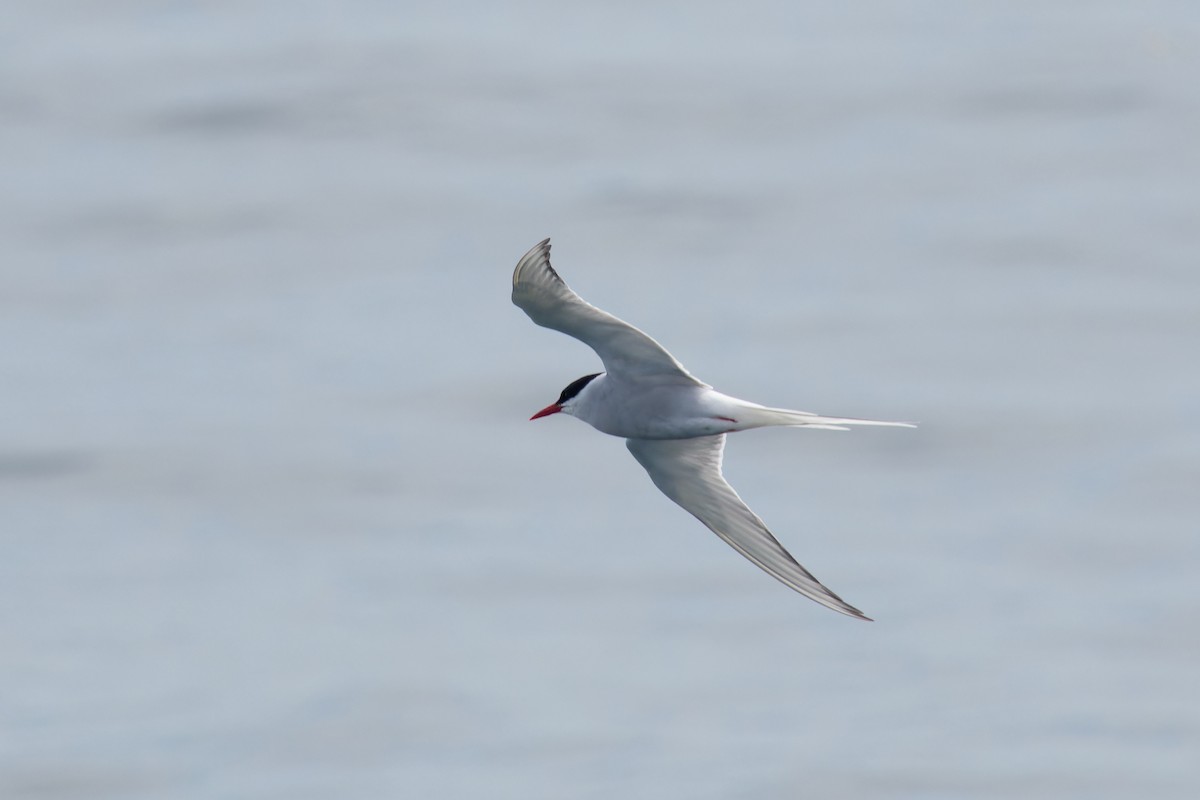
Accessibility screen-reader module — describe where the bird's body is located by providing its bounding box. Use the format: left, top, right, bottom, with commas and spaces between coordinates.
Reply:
512, 238, 912, 620
565, 377, 753, 439
561, 375, 899, 440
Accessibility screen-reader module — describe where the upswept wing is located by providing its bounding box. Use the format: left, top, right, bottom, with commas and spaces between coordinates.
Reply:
626, 435, 870, 620
512, 239, 703, 384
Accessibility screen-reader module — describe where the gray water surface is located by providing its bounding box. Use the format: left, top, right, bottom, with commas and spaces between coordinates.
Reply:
3, 3, 1198, 798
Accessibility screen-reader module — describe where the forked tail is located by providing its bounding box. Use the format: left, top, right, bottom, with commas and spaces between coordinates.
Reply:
740, 404, 916, 431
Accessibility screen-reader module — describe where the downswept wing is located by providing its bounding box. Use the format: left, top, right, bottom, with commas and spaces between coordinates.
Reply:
626, 435, 870, 620
512, 239, 703, 385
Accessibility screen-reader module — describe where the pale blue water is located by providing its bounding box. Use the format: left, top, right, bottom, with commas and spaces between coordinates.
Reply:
2, 2, 1198, 798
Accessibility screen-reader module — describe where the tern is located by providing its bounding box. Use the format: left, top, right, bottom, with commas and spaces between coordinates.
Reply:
512, 238, 912, 620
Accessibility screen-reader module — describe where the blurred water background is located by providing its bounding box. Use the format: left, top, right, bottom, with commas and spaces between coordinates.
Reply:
2, 2, 1198, 798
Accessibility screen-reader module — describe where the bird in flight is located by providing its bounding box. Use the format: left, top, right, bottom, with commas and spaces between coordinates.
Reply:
512, 239, 912, 619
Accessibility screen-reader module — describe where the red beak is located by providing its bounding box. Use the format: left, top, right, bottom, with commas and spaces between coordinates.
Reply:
530, 403, 562, 420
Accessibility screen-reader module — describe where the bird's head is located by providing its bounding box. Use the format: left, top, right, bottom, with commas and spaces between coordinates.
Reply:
530, 372, 602, 420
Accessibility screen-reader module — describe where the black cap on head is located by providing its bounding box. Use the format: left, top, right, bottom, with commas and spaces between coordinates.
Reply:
556, 373, 601, 405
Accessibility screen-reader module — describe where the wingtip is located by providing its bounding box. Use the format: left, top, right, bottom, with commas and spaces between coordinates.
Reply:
513, 237, 553, 289
830, 598, 873, 621
512, 237, 567, 295
517, 237, 552, 266
829, 601, 872, 621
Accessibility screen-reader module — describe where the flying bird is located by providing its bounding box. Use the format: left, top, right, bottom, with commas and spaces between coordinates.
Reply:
512, 238, 912, 619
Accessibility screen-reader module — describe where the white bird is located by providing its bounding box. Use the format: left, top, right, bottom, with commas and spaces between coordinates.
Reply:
512, 238, 912, 620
